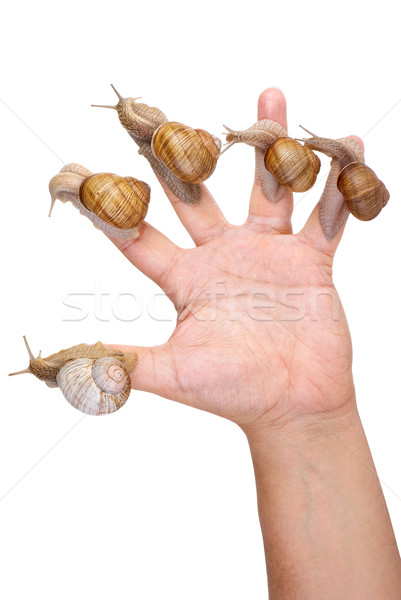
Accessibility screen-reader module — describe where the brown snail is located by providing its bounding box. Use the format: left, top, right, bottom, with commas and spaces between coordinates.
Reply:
92, 85, 221, 204
221, 120, 321, 202
300, 127, 389, 222
9, 337, 137, 416
151, 121, 221, 184
49, 163, 150, 239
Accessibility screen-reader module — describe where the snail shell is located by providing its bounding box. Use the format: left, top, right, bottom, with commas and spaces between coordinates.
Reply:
264, 137, 321, 193
151, 121, 222, 184
49, 164, 150, 239
57, 357, 131, 415
92, 85, 222, 203
222, 120, 321, 201
337, 161, 389, 221
301, 129, 390, 223
9, 337, 137, 416
80, 173, 150, 229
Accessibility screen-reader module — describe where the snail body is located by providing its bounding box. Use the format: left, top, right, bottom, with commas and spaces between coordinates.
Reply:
9, 337, 137, 416
301, 129, 389, 224
49, 163, 150, 239
221, 119, 321, 201
92, 85, 222, 203
115, 96, 167, 140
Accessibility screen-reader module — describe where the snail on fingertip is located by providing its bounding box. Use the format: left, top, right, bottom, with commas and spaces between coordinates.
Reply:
9, 337, 137, 416
49, 163, 150, 239
221, 120, 321, 201
299, 127, 389, 221
92, 85, 221, 204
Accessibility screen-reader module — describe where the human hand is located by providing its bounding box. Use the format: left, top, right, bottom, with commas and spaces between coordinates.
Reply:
110, 88, 361, 434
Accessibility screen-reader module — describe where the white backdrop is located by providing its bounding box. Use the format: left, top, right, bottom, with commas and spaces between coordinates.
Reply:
1, 1, 400, 598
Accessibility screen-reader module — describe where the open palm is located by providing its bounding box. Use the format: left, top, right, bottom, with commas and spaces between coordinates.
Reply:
112, 89, 358, 432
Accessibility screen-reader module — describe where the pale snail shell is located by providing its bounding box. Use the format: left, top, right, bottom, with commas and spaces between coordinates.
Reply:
92, 85, 222, 203
221, 120, 321, 201
9, 337, 137, 416
301, 128, 389, 222
49, 163, 150, 239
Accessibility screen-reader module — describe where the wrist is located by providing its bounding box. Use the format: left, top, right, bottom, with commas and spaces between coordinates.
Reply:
242, 393, 359, 451
244, 399, 401, 599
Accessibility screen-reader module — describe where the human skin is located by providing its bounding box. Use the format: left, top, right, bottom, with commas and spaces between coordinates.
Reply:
109, 89, 401, 598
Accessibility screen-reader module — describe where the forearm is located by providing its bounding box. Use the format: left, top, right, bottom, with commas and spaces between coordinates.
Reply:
245, 404, 401, 600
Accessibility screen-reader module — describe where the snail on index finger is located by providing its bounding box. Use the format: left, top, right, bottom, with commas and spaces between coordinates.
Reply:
300, 127, 389, 222
220, 120, 321, 202
9, 337, 137, 416
92, 85, 221, 204
49, 163, 150, 239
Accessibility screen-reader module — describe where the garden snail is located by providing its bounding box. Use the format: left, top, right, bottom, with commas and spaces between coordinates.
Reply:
9, 337, 137, 416
299, 127, 390, 239
221, 120, 321, 202
49, 163, 150, 239
300, 127, 389, 220
92, 85, 222, 204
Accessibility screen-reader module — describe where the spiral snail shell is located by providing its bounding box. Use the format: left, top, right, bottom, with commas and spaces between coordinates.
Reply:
92, 85, 222, 204
337, 162, 389, 221
264, 137, 320, 193
49, 163, 150, 239
221, 120, 321, 202
9, 337, 137, 416
151, 121, 221, 184
300, 127, 389, 226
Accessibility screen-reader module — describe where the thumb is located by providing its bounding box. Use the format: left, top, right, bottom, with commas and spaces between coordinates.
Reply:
106, 342, 174, 397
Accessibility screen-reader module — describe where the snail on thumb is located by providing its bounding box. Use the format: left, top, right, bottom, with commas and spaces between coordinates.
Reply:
220, 120, 321, 202
49, 163, 150, 239
299, 127, 389, 222
9, 337, 137, 416
92, 85, 221, 204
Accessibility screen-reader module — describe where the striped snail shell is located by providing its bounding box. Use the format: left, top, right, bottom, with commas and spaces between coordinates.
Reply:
151, 121, 222, 184
300, 128, 389, 222
92, 85, 222, 203
221, 120, 321, 201
336, 162, 389, 221
9, 337, 137, 416
264, 137, 321, 193
49, 163, 150, 239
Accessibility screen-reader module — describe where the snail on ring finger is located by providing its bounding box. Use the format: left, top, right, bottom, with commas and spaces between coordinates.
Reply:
220, 120, 321, 202
92, 85, 222, 204
49, 163, 150, 239
9, 337, 137, 416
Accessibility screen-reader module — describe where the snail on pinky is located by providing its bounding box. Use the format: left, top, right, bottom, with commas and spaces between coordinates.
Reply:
220, 120, 321, 202
300, 127, 389, 222
9, 337, 137, 416
92, 85, 222, 204
49, 163, 150, 239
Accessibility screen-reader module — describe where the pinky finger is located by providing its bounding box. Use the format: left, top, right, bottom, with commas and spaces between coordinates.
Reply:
299, 136, 365, 254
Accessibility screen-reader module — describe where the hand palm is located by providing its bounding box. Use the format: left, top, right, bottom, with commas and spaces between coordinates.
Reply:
113, 89, 357, 431
162, 227, 352, 427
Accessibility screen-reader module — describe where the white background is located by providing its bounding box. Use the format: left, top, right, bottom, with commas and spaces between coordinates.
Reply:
1, 1, 400, 598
